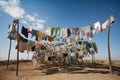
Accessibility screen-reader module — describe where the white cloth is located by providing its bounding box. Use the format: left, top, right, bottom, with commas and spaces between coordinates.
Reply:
94, 21, 101, 30
60, 28, 67, 38
102, 16, 115, 30
45, 27, 51, 35
71, 52, 75, 56
102, 19, 109, 29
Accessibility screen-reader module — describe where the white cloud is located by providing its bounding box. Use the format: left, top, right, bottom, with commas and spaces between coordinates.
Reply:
21, 20, 27, 24
34, 12, 39, 17
25, 14, 35, 22
0, 0, 25, 18
0, 0, 47, 30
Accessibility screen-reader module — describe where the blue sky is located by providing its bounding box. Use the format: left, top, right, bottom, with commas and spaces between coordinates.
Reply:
0, 0, 120, 60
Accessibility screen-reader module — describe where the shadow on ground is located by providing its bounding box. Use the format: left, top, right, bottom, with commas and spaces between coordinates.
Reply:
33, 63, 120, 76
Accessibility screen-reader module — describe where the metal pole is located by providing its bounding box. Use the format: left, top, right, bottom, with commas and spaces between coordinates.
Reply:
7, 39, 12, 68
108, 25, 112, 74
16, 20, 19, 76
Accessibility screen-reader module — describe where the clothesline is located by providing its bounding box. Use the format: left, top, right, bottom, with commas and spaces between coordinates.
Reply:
7, 16, 114, 53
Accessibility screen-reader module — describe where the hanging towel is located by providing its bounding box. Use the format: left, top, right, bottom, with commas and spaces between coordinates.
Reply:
21, 26, 28, 38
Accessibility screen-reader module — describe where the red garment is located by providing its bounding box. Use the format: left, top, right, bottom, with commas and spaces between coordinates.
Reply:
47, 35, 54, 42
100, 25, 103, 32
35, 43, 40, 49
84, 32, 89, 38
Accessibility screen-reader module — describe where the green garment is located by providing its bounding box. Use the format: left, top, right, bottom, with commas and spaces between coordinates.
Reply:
41, 45, 46, 50
27, 40, 35, 48
51, 27, 61, 37
8, 24, 16, 34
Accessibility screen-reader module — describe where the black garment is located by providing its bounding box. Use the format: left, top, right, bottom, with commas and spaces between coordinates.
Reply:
35, 36, 38, 41
42, 37, 47, 40
21, 37, 28, 42
63, 53, 68, 57
67, 28, 71, 37
31, 46, 35, 51
21, 26, 28, 38
48, 57, 51, 61
78, 41, 82, 45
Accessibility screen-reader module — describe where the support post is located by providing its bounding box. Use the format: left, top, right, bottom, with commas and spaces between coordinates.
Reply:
16, 20, 19, 76
108, 25, 112, 74
7, 39, 12, 68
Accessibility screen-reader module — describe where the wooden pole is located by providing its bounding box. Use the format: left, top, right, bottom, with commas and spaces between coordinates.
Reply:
92, 54, 93, 64
108, 24, 112, 74
7, 39, 12, 68
16, 20, 19, 76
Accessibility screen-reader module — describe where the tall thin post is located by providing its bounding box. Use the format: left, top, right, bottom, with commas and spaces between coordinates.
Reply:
7, 39, 12, 68
16, 20, 19, 76
92, 54, 94, 64
108, 25, 112, 74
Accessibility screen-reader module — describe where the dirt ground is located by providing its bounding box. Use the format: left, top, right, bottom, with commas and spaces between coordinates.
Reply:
0, 61, 120, 80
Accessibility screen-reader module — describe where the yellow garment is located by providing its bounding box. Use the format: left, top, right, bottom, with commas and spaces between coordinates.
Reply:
37, 31, 45, 41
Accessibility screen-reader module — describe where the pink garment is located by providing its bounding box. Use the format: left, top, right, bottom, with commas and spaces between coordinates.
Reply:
35, 43, 40, 49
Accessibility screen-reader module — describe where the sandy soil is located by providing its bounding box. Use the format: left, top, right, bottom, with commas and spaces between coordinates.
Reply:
0, 61, 120, 80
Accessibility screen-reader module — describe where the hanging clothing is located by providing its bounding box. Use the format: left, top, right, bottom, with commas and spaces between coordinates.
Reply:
41, 45, 46, 50
31, 29, 38, 38
47, 35, 54, 42
94, 21, 102, 32
8, 24, 16, 33
37, 31, 45, 41
51, 27, 56, 37
60, 28, 67, 38
27, 28, 32, 33
21, 26, 28, 38
15, 40, 27, 53
108, 16, 115, 26
79, 29, 84, 40
31, 46, 35, 51
45, 27, 51, 36
72, 28, 80, 35
102, 20, 109, 30
35, 42, 40, 49
27, 40, 35, 48
12, 32, 21, 41
21, 37, 28, 42
67, 28, 71, 37
51, 27, 61, 37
